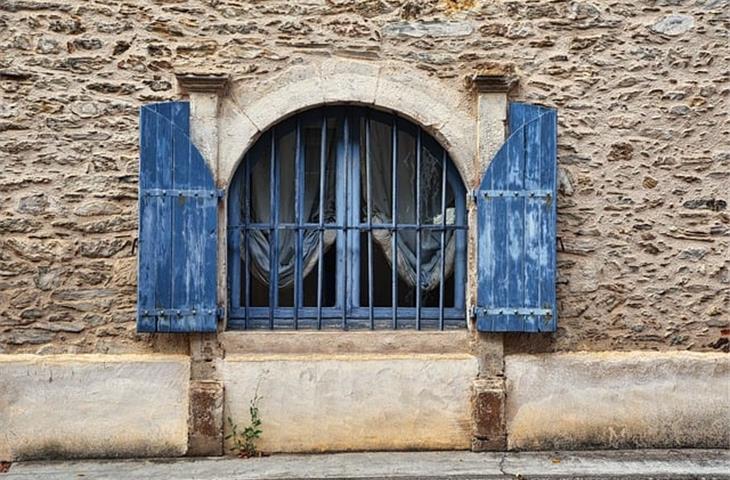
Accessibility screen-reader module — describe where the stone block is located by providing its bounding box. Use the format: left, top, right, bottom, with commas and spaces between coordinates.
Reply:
471, 378, 506, 450
0, 354, 190, 461
187, 380, 224, 456
505, 352, 730, 450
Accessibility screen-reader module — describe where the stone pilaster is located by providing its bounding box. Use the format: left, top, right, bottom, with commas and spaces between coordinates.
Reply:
470, 73, 514, 452
176, 73, 229, 457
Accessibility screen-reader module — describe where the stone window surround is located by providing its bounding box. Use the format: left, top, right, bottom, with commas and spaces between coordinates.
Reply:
177, 59, 514, 359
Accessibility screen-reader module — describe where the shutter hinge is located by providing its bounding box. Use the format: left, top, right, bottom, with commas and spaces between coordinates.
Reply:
469, 190, 478, 204
472, 306, 552, 317
144, 188, 225, 199
478, 190, 552, 199
217, 307, 225, 319
139, 307, 218, 317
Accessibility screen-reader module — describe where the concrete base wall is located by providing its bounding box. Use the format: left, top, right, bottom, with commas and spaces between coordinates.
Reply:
505, 352, 730, 450
3, 350, 727, 459
0, 355, 190, 461
222, 354, 478, 453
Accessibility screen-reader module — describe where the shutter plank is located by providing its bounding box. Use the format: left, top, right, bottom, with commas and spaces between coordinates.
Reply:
523, 115, 543, 333
137, 106, 158, 332
539, 111, 557, 331
154, 105, 174, 331
505, 125, 525, 332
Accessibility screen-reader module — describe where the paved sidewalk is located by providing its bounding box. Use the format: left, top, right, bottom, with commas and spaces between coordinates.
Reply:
2, 450, 729, 479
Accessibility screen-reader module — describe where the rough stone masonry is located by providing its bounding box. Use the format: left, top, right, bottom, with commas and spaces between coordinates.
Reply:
1, 0, 728, 354
0, 0, 729, 460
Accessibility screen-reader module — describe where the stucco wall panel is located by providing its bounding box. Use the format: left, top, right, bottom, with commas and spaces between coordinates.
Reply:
222, 354, 477, 452
0, 355, 190, 461
505, 352, 730, 450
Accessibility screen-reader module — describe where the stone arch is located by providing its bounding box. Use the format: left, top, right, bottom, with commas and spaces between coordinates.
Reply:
218, 59, 478, 188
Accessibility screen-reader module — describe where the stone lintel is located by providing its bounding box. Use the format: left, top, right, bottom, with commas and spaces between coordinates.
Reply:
176, 73, 230, 95
471, 74, 517, 94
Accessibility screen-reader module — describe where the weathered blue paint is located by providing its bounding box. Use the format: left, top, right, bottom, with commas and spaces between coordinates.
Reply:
137, 101, 218, 333
475, 102, 558, 333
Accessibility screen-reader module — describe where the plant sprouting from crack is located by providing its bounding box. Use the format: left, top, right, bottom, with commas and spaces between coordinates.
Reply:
226, 388, 263, 458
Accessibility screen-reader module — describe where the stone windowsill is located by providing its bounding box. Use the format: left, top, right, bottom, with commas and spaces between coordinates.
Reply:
219, 330, 471, 356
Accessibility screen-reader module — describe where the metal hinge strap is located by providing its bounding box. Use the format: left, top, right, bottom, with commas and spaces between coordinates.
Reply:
143, 188, 225, 198
472, 306, 552, 317
139, 307, 218, 317
479, 190, 552, 199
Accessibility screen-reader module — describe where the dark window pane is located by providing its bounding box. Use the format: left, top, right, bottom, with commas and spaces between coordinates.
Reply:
249, 133, 272, 223
277, 123, 297, 224
361, 116, 393, 224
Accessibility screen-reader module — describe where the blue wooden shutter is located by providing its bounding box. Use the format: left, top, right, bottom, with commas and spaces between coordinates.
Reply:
137, 102, 219, 333
475, 102, 557, 332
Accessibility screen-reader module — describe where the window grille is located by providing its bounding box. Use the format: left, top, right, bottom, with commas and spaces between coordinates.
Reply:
227, 106, 467, 330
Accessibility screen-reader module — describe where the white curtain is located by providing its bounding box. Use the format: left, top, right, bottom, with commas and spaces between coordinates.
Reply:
244, 129, 337, 288
241, 117, 456, 292
365, 120, 456, 291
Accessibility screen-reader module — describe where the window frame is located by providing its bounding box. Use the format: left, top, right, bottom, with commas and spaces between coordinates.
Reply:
227, 106, 468, 331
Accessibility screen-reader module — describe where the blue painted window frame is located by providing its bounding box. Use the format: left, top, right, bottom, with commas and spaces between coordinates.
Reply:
227, 106, 468, 330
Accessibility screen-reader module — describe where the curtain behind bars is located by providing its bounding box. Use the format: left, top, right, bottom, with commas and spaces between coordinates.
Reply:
241, 115, 456, 293
365, 119, 456, 292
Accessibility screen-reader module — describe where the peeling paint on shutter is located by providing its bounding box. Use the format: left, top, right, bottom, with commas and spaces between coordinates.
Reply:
475, 102, 557, 332
137, 101, 219, 333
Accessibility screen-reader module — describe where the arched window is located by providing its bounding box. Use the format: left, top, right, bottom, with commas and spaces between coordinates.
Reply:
228, 106, 467, 330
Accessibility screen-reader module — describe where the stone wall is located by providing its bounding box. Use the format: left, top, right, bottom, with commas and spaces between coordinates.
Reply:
1, 0, 728, 353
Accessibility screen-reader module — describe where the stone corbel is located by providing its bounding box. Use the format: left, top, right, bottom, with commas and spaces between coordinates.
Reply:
471, 74, 517, 95
176, 73, 229, 95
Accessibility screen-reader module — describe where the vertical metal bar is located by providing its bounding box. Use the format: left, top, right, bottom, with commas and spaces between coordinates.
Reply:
415, 127, 422, 330
316, 113, 326, 330
269, 128, 278, 329
229, 159, 242, 315
244, 152, 252, 329
342, 112, 349, 330
294, 118, 303, 329
366, 114, 374, 329
438, 149, 447, 330
348, 111, 361, 314
454, 170, 466, 310
335, 111, 347, 327
391, 116, 398, 329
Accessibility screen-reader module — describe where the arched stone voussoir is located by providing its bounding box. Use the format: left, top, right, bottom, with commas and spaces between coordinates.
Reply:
221, 59, 477, 186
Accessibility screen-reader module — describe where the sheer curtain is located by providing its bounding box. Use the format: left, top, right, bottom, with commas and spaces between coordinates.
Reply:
244, 128, 337, 289
365, 121, 456, 292
241, 116, 456, 294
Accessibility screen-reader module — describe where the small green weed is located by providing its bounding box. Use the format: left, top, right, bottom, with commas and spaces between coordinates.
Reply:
225, 391, 263, 458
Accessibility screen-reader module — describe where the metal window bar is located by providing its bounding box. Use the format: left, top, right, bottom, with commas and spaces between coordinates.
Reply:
365, 114, 374, 329
230, 106, 468, 330
391, 115, 398, 329
415, 127, 422, 330
438, 149, 447, 330
229, 166, 242, 315
347, 112, 361, 323
316, 113, 327, 330
243, 152, 252, 329
334, 111, 348, 329
294, 118, 303, 329
269, 128, 279, 329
